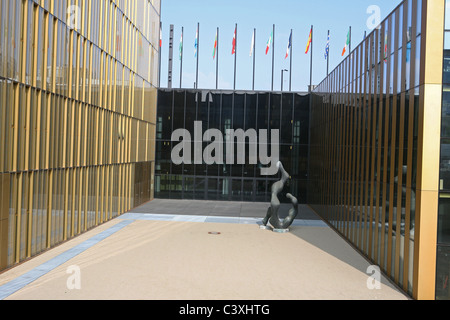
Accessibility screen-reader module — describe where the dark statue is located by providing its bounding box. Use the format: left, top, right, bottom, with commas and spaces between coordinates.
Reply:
261, 161, 298, 232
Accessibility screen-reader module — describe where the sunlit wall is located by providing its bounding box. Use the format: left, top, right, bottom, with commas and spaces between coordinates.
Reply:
0, 0, 160, 271
309, 0, 445, 300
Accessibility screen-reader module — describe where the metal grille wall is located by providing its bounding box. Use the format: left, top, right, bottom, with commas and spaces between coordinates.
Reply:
309, 0, 445, 300
0, 0, 160, 270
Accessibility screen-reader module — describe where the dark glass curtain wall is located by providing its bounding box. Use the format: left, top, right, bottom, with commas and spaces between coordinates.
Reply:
438, 0, 450, 301
155, 89, 310, 203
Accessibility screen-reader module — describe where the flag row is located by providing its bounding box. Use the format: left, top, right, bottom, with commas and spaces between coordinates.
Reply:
161, 25, 355, 61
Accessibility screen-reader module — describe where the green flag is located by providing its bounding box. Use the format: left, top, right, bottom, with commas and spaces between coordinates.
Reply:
179, 32, 183, 60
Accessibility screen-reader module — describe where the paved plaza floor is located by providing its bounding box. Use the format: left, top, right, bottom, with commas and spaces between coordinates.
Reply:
0, 199, 410, 300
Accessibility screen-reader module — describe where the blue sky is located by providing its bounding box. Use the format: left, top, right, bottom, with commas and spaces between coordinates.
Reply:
159, 0, 401, 92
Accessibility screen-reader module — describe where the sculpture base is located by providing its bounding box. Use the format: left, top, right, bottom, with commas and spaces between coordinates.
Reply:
273, 228, 290, 233
260, 225, 290, 233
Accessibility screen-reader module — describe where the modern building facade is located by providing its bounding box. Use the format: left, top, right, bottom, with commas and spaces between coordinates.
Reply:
309, 0, 449, 300
0, 0, 448, 302
155, 89, 310, 203
0, 0, 160, 271
154, 0, 450, 301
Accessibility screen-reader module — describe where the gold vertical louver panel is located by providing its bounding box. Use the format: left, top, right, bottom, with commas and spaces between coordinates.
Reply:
0, 173, 10, 270
310, 0, 441, 300
412, 0, 444, 300
0, 0, 159, 271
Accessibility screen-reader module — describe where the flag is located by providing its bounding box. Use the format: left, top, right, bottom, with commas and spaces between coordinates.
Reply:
232, 27, 236, 55
213, 31, 217, 59
138, 33, 143, 56
266, 31, 272, 55
160, 25, 162, 47
285, 31, 292, 59
305, 28, 312, 54
179, 31, 183, 60
324, 32, 330, 60
406, 27, 411, 63
116, 35, 121, 52
250, 30, 255, 57
406, 41, 411, 63
384, 33, 388, 63
342, 28, 350, 56
194, 28, 198, 57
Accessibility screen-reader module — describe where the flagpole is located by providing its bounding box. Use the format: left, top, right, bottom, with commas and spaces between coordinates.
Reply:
180, 27, 183, 88
272, 24, 275, 91
196, 22, 199, 89
234, 23, 237, 91
289, 29, 293, 92
168, 24, 174, 89
309, 25, 313, 92
158, 22, 162, 88
216, 27, 219, 90
307, 25, 313, 203
252, 29, 256, 91
349, 26, 352, 55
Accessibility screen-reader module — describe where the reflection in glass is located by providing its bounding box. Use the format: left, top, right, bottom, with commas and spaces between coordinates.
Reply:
439, 198, 450, 244
436, 245, 450, 300
155, 90, 309, 202
444, 49, 450, 83
207, 178, 218, 200
442, 88, 450, 191
195, 177, 206, 200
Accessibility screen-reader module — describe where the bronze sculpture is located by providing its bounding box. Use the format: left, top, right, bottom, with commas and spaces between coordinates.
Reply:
261, 161, 298, 233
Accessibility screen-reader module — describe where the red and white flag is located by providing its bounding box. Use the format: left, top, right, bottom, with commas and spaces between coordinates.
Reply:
232, 27, 236, 55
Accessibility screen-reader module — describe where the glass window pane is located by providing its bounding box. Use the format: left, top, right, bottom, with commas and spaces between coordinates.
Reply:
442, 87, 450, 138
436, 245, 450, 300
446, 0, 450, 30
438, 198, 450, 244
417, 0, 422, 36
445, 32, 450, 50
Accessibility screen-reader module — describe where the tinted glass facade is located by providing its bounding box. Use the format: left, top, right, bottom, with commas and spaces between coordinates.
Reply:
437, 0, 450, 301
0, 0, 160, 271
309, 0, 446, 299
155, 89, 310, 203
